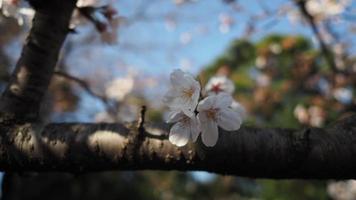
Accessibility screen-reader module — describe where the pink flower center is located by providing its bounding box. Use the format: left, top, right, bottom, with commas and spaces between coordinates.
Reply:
211, 83, 222, 94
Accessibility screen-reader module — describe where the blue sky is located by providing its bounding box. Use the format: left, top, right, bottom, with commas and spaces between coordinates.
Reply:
5, 0, 355, 78
4, 0, 355, 119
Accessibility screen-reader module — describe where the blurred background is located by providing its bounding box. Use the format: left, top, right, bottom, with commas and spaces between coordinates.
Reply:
0, 0, 356, 199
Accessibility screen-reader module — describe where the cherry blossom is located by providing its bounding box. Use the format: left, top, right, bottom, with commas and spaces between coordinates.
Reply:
105, 75, 134, 101
205, 75, 234, 95
167, 111, 200, 147
0, 0, 18, 17
305, 0, 350, 20
197, 93, 243, 147
0, 0, 34, 25
328, 180, 356, 200
163, 69, 245, 147
163, 69, 201, 117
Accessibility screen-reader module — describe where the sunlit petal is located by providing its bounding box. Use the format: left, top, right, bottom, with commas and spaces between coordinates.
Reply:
199, 113, 219, 147
169, 122, 190, 147
215, 93, 233, 109
190, 115, 201, 142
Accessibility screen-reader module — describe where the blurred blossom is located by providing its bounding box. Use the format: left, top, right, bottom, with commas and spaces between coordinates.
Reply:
70, 2, 123, 44
269, 43, 282, 54
180, 32, 192, 45
294, 104, 325, 127
0, 0, 34, 25
294, 104, 309, 124
333, 87, 353, 105
317, 77, 331, 96
333, 43, 347, 70
328, 180, 356, 200
95, 111, 115, 122
164, 16, 176, 31
205, 75, 235, 95
256, 74, 271, 87
105, 75, 134, 101
255, 56, 267, 69
219, 13, 234, 34
308, 106, 325, 127
305, 0, 350, 20
173, 0, 198, 5
77, 0, 110, 7
0, 0, 19, 17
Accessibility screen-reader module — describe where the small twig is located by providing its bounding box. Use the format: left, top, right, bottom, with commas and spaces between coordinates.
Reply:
137, 105, 146, 133
54, 71, 108, 103
295, 0, 338, 73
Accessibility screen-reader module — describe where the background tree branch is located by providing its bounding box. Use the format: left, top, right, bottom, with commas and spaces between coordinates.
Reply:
294, 0, 338, 73
0, 0, 76, 122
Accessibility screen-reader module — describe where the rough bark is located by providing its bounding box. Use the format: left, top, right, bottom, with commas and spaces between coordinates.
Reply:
0, 114, 354, 179
0, 0, 76, 122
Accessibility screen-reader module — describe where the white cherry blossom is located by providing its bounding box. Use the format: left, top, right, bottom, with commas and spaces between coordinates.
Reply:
0, 0, 18, 17
306, 0, 350, 20
205, 75, 235, 95
167, 111, 200, 147
197, 93, 243, 147
163, 69, 201, 117
0, 0, 34, 25
105, 75, 134, 101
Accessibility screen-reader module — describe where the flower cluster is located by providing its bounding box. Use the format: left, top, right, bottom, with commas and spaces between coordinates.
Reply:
163, 69, 245, 147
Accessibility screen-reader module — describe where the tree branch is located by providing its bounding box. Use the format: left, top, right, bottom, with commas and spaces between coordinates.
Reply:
0, 0, 77, 122
0, 114, 354, 179
295, 0, 338, 73
54, 71, 108, 103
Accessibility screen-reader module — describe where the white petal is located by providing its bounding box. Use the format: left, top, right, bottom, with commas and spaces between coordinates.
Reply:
231, 100, 246, 120
215, 93, 233, 109
217, 108, 242, 131
166, 110, 183, 123
181, 107, 195, 117
197, 96, 216, 112
162, 88, 178, 105
198, 113, 219, 147
170, 69, 190, 89
169, 122, 190, 147
189, 115, 201, 142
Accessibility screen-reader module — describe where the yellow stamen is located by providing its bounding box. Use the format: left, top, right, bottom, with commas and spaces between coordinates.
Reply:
182, 88, 194, 98
206, 108, 218, 121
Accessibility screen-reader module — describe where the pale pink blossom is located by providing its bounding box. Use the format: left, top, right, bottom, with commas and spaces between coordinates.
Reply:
197, 93, 243, 147
167, 111, 200, 147
205, 76, 235, 95
163, 69, 201, 117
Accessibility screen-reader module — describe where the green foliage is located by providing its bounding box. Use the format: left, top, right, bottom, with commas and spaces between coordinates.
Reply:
197, 33, 356, 199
